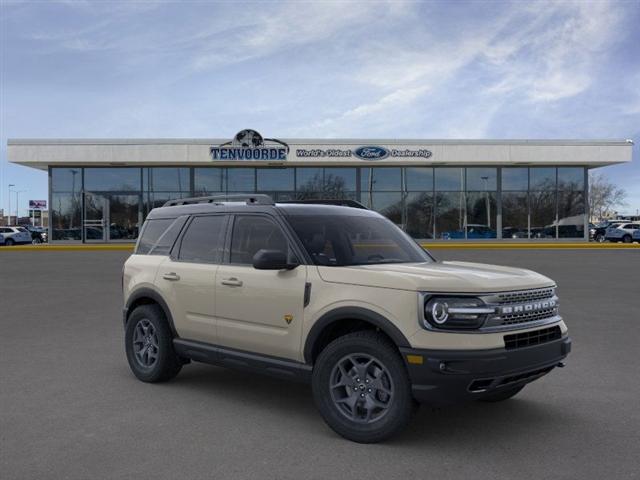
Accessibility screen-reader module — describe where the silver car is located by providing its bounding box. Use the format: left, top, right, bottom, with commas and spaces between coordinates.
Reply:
0, 226, 32, 246
605, 223, 640, 243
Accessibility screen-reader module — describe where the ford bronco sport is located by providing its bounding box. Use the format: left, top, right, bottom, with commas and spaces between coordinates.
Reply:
122, 194, 571, 443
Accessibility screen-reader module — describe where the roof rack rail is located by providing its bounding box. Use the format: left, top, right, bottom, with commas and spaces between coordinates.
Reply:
279, 199, 368, 210
163, 194, 274, 207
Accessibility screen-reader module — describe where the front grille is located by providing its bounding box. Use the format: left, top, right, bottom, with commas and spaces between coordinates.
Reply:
491, 287, 558, 327
504, 326, 562, 350
501, 307, 558, 325
496, 288, 555, 305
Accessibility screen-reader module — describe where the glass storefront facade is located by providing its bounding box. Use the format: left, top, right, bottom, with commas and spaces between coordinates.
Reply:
49, 165, 588, 242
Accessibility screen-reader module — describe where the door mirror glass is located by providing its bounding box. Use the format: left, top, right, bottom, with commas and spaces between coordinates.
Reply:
252, 249, 298, 270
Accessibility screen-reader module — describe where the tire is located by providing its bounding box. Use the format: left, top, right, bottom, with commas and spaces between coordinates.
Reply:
622, 235, 632, 244
32, 238, 42, 245
125, 304, 182, 383
595, 233, 605, 243
5, 238, 14, 246
312, 331, 413, 443
478, 385, 524, 402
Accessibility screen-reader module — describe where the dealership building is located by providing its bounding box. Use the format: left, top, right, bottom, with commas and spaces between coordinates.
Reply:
7, 131, 633, 243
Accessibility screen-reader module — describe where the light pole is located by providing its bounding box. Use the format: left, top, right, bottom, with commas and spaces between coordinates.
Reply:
8, 184, 15, 225
15, 190, 26, 225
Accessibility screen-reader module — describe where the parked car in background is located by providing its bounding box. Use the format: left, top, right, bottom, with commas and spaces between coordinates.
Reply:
501, 227, 528, 239
441, 224, 496, 239
605, 223, 640, 243
21, 225, 48, 244
0, 226, 33, 246
591, 221, 625, 242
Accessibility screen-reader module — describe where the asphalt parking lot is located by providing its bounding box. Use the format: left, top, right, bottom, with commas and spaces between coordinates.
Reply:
1, 249, 639, 480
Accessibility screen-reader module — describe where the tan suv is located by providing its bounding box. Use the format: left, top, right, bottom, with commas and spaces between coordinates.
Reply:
123, 194, 571, 443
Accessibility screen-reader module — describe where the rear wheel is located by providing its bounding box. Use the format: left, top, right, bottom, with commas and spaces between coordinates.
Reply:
478, 385, 524, 402
125, 304, 182, 383
622, 235, 632, 243
312, 331, 413, 443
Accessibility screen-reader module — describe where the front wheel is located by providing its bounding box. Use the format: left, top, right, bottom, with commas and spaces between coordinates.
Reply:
595, 233, 605, 243
5, 238, 14, 246
125, 304, 182, 383
312, 331, 414, 443
32, 237, 42, 244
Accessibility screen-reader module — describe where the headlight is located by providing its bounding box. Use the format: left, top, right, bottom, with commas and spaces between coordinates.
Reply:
423, 296, 495, 330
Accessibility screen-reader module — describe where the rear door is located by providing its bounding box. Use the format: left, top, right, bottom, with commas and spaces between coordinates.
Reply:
215, 214, 307, 361
156, 214, 228, 345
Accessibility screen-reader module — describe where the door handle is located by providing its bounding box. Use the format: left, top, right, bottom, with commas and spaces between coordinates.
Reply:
221, 277, 243, 287
162, 272, 181, 281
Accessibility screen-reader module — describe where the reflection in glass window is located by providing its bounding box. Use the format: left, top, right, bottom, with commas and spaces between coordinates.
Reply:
363, 192, 403, 226
148, 192, 190, 211
530, 168, 556, 190
435, 192, 465, 239
324, 168, 357, 192
147, 168, 190, 192
502, 192, 529, 239
296, 168, 323, 191
558, 191, 585, 238
406, 192, 433, 239
51, 192, 82, 240
227, 168, 256, 192
256, 168, 294, 191
361, 167, 402, 191
84, 168, 141, 191
51, 168, 82, 193
435, 168, 464, 191
466, 168, 497, 191
405, 167, 433, 191
558, 167, 584, 191
194, 168, 224, 194
466, 192, 497, 238
530, 190, 556, 238
502, 168, 529, 191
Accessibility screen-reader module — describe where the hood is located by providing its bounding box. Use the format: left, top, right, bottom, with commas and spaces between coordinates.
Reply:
317, 261, 554, 293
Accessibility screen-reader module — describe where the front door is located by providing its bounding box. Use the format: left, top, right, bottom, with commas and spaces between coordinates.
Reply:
84, 193, 107, 242
215, 214, 307, 361
84, 193, 142, 242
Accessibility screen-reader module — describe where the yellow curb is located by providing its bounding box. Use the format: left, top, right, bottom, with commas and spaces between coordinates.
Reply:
0, 244, 135, 251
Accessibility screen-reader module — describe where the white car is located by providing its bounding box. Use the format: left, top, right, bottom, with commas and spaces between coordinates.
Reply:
0, 226, 32, 246
632, 229, 640, 243
605, 223, 640, 243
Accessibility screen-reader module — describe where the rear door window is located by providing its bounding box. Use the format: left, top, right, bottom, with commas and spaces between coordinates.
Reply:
178, 215, 227, 264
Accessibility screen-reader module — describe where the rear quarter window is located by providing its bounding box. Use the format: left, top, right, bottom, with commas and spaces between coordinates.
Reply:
136, 217, 186, 255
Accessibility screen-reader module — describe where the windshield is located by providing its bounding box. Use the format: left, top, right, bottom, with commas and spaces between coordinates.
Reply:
286, 214, 432, 266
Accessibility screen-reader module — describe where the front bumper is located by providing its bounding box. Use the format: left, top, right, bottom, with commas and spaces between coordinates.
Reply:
400, 335, 571, 405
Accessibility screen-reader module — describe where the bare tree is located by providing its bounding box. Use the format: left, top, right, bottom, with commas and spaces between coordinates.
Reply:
589, 172, 627, 221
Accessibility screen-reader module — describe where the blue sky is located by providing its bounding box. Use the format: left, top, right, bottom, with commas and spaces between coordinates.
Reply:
1, 0, 639, 217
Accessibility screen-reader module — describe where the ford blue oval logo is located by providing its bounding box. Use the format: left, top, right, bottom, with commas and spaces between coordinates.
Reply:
354, 146, 389, 160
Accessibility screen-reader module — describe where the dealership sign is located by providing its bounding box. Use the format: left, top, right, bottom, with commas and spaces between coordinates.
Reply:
296, 146, 432, 160
211, 129, 289, 161
29, 200, 47, 209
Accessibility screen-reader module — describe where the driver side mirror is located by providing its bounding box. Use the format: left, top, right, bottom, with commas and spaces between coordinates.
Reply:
252, 249, 299, 270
